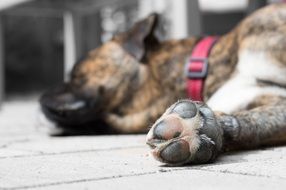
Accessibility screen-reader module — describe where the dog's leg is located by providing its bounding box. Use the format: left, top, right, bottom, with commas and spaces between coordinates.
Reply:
105, 96, 172, 133
146, 96, 286, 165
220, 95, 286, 150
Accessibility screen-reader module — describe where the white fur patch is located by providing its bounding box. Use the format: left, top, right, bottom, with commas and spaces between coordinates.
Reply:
207, 50, 286, 114
237, 50, 286, 84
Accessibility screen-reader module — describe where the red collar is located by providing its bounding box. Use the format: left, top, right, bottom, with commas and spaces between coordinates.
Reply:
185, 37, 218, 101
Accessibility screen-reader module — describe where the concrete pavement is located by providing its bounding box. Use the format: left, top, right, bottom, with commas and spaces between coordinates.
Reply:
0, 99, 286, 190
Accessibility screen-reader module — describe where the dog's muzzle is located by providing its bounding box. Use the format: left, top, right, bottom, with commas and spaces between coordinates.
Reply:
40, 83, 100, 126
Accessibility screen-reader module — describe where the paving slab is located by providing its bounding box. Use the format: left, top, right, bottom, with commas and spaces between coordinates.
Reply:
1, 100, 286, 190
0, 146, 155, 189
1, 139, 286, 189
39, 169, 286, 190
0, 135, 146, 158
201, 158, 286, 179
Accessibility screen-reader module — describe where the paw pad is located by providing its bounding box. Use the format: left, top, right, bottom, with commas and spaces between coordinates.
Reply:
153, 116, 183, 140
160, 140, 190, 163
169, 100, 197, 118
147, 99, 223, 165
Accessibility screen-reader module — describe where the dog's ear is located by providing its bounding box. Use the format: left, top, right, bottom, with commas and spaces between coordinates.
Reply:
114, 13, 161, 61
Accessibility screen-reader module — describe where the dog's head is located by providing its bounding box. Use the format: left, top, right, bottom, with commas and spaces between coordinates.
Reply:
40, 14, 161, 127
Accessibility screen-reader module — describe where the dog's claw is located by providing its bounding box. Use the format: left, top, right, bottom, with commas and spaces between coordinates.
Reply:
146, 100, 223, 165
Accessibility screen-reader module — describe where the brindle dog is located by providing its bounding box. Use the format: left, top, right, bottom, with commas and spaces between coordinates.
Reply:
41, 4, 286, 165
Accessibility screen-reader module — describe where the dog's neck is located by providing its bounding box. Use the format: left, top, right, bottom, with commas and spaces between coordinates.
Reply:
148, 32, 239, 100
204, 31, 239, 99
118, 32, 239, 115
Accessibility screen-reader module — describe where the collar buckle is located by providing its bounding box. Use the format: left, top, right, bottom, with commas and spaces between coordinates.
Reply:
187, 57, 209, 79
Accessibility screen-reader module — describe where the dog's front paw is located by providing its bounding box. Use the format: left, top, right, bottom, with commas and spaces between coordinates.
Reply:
146, 100, 223, 166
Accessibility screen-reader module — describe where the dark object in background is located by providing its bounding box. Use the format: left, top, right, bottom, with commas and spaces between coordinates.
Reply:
202, 12, 244, 35
2, 0, 138, 97
5, 16, 64, 94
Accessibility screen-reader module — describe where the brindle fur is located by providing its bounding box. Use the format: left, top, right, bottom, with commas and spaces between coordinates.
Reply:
145, 3, 286, 165
41, 4, 286, 162
218, 95, 286, 151
214, 4, 286, 149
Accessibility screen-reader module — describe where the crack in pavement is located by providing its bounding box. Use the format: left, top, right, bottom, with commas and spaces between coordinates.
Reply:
195, 167, 286, 180
0, 171, 161, 190
2, 166, 285, 190
0, 145, 146, 159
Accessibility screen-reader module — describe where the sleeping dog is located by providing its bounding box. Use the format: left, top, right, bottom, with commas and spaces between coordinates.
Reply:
41, 4, 286, 165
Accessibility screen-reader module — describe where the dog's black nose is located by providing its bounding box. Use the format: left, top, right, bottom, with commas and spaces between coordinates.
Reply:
40, 84, 93, 126
41, 93, 85, 117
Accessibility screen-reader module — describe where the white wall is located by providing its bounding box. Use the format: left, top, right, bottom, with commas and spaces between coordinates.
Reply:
138, 0, 250, 39
0, 0, 31, 11
138, 0, 188, 39
199, 0, 248, 12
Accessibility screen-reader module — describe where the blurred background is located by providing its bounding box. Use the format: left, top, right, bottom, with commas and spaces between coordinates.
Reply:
0, 0, 283, 107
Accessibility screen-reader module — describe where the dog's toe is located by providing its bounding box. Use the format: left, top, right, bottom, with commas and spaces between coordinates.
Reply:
169, 100, 197, 118
160, 139, 191, 164
153, 116, 183, 140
